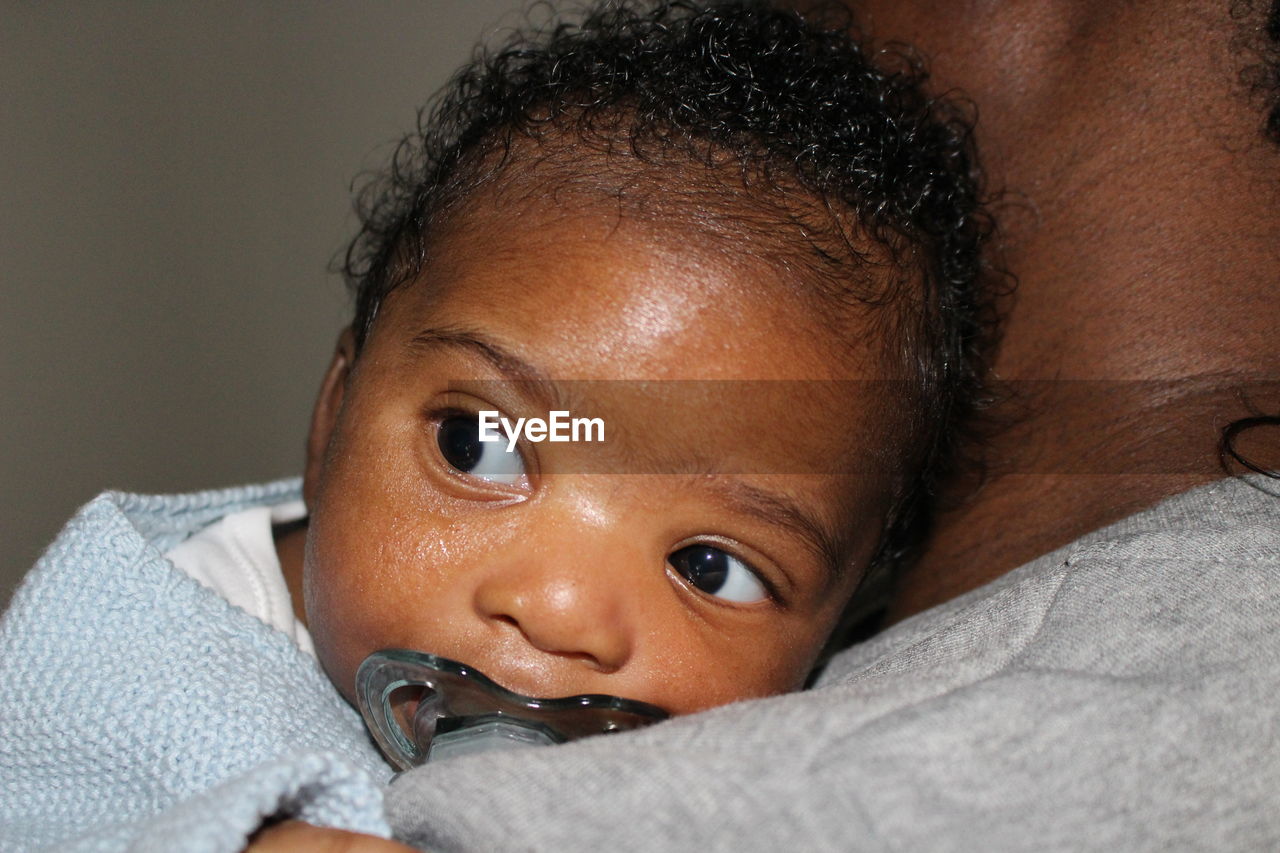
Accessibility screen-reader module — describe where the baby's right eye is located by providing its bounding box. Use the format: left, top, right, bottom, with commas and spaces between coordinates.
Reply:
436, 414, 526, 485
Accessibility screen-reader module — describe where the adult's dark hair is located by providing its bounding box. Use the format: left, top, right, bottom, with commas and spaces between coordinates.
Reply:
341, 0, 1002, 601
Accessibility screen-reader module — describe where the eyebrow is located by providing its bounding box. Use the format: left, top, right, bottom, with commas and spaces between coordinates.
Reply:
406, 325, 568, 412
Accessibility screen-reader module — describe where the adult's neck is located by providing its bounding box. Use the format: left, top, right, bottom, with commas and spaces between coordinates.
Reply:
852, 0, 1280, 620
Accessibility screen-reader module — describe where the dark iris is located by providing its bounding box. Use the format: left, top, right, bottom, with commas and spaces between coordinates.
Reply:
668, 544, 729, 594
437, 415, 481, 472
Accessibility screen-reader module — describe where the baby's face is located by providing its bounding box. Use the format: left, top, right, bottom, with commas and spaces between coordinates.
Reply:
300, 194, 902, 715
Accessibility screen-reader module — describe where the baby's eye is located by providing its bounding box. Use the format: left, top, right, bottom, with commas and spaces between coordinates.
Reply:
436, 414, 526, 485
667, 544, 768, 604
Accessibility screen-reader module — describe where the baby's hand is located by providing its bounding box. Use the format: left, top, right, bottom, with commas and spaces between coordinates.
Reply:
245, 820, 419, 853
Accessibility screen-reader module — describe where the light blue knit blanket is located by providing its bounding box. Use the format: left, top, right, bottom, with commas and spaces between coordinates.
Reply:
0, 481, 392, 853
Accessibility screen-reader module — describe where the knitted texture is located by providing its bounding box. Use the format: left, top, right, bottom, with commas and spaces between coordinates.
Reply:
0, 481, 392, 852
386, 476, 1280, 851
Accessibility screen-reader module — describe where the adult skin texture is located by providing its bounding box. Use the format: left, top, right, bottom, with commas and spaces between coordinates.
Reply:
814, 0, 1280, 621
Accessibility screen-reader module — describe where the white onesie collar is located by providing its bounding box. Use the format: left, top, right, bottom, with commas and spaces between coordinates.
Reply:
164, 499, 315, 656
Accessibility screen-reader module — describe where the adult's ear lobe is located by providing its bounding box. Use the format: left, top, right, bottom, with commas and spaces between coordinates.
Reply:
303, 327, 357, 509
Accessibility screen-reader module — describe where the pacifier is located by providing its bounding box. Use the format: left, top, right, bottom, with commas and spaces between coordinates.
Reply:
355, 649, 669, 768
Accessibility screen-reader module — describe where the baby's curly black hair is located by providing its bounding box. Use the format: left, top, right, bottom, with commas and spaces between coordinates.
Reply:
341, 0, 1001, 605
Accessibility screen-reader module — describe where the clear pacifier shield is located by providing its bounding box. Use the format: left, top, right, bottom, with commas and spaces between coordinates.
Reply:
355, 649, 668, 769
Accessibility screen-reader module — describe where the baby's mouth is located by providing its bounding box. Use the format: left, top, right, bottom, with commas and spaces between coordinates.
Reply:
355, 649, 668, 768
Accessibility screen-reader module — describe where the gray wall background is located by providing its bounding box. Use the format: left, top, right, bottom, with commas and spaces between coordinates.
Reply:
2, 1, 532, 606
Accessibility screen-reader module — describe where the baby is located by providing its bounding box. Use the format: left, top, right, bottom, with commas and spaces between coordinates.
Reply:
0, 1, 994, 850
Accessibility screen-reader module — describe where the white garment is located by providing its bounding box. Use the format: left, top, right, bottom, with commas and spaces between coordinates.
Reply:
165, 499, 315, 656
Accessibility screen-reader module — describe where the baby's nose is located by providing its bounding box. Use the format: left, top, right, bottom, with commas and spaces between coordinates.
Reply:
470, 557, 634, 675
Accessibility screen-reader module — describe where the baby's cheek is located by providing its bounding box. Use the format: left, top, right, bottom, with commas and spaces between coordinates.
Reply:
302, 504, 499, 702
302, 512, 398, 700
302, 560, 379, 702
637, 623, 818, 715
653, 663, 793, 715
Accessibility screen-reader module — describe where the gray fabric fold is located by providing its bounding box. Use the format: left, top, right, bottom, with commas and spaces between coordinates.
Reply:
386, 476, 1280, 851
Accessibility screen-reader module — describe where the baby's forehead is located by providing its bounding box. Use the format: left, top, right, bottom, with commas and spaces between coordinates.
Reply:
436, 133, 894, 290
370, 143, 920, 468
397, 202, 891, 382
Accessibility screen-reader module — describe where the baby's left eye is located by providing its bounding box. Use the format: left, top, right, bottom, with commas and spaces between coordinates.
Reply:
668, 544, 768, 604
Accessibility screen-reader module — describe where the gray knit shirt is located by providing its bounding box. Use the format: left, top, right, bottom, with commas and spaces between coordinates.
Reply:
386, 475, 1280, 851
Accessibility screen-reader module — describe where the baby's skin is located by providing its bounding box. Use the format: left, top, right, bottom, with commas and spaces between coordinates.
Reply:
274, 187, 907, 723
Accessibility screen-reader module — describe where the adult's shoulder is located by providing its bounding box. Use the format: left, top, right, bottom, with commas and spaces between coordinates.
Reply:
384, 476, 1280, 851
825, 473, 1280, 682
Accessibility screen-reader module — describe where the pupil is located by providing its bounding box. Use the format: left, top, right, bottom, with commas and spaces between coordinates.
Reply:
438, 416, 481, 472
672, 545, 728, 593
